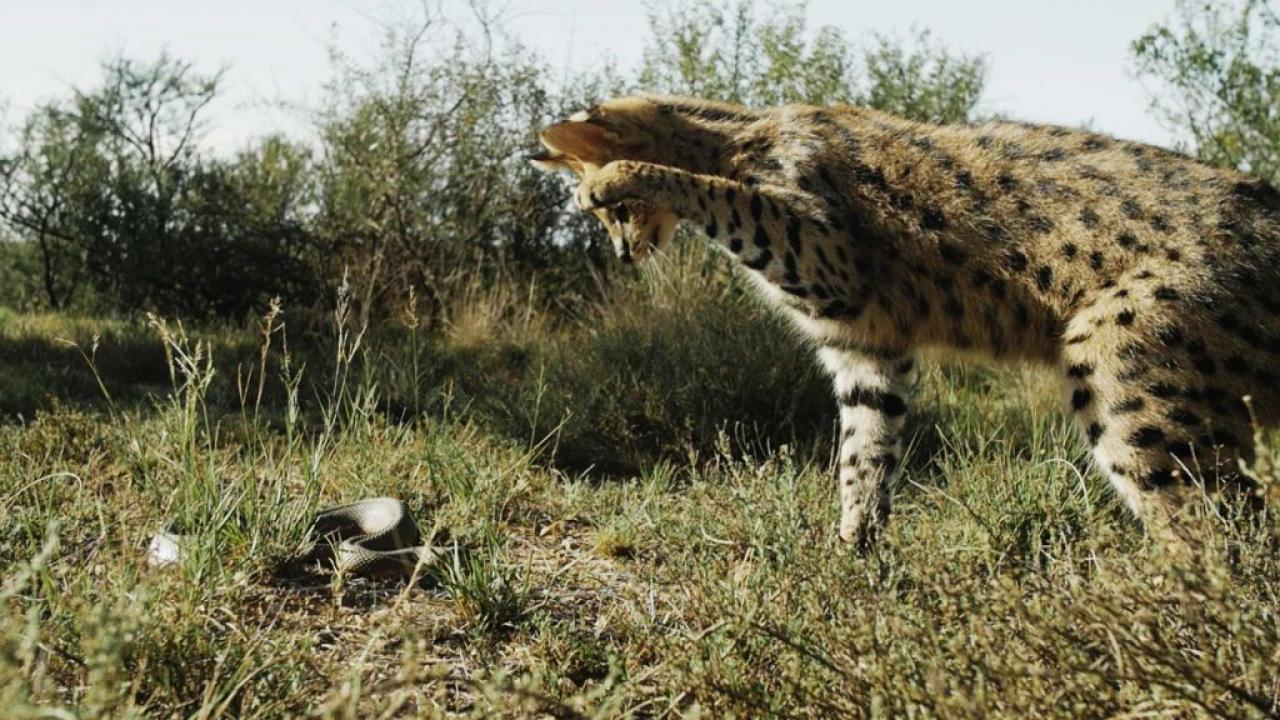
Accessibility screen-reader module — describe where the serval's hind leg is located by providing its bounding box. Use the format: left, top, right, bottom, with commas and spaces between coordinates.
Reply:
1060, 295, 1250, 544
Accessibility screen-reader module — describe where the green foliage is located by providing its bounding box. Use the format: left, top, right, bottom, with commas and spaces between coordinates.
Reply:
640, 0, 986, 123
2, 301, 1278, 716
488, 245, 833, 474
312, 14, 606, 312
1, 1, 987, 322
862, 29, 988, 124
0, 104, 101, 310
0, 239, 40, 309
0, 56, 324, 317
1133, 0, 1280, 182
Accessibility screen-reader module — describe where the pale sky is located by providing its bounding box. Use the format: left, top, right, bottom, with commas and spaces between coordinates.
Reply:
1, 0, 1183, 154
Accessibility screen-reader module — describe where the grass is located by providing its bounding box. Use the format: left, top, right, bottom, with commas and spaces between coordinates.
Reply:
2, 246, 1279, 717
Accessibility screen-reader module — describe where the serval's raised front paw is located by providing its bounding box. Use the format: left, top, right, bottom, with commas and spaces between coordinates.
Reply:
574, 160, 651, 211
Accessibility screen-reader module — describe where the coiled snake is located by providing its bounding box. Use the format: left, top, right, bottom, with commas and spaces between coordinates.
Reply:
148, 497, 442, 578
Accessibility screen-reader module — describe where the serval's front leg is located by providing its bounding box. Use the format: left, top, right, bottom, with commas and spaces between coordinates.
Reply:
580, 160, 906, 546
819, 347, 917, 547
576, 161, 851, 301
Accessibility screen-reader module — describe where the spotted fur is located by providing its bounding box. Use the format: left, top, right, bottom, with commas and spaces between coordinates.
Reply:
533, 95, 1280, 545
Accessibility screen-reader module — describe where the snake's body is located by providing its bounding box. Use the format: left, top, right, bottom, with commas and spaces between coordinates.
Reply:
148, 497, 441, 578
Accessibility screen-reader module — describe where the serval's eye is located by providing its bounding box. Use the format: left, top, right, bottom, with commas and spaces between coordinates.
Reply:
613, 205, 631, 224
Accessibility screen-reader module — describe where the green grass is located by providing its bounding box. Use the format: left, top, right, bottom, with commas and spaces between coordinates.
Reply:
3, 248, 1279, 718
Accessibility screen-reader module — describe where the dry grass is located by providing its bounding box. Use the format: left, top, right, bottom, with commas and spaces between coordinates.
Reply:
2, 248, 1278, 718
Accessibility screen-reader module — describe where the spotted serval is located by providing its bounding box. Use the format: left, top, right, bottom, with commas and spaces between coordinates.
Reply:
531, 95, 1280, 546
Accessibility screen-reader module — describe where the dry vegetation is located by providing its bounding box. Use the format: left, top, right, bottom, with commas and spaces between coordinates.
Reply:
2, 246, 1278, 718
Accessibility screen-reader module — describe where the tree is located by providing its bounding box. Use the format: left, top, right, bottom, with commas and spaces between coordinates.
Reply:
0, 54, 326, 318
313, 5, 610, 317
0, 105, 99, 309
1133, 0, 1280, 182
639, 0, 986, 123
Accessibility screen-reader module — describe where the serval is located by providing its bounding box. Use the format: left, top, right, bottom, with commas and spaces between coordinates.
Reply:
532, 95, 1279, 547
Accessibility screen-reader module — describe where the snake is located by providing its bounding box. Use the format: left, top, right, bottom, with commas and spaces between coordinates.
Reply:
148, 497, 442, 578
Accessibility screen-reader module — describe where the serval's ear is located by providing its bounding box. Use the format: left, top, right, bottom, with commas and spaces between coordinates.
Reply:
539, 120, 646, 165
528, 148, 584, 176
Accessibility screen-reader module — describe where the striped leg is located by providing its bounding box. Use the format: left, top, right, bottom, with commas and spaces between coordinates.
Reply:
819, 347, 916, 546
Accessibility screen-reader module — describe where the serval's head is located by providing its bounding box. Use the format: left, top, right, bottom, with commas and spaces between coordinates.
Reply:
532, 97, 685, 263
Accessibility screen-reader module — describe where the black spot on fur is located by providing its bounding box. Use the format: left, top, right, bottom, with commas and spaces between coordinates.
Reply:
997, 173, 1017, 190
1036, 266, 1054, 291
1061, 243, 1078, 259
922, 207, 947, 230
1112, 397, 1145, 414
1087, 423, 1105, 444
1143, 469, 1177, 489
729, 237, 744, 254
1170, 408, 1201, 426
753, 225, 770, 249
1007, 250, 1028, 271
879, 454, 900, 474
1089, 251, 1105, 271
1116, 310, 1136, 326
1129, 426, 1165, 448
981, 220, 1010, 243
1149, 383, 1180, 399
841, 387, 908, 418
939, 242, 966, 265
1158, 326, 1183, 347
1067, 364, 1093, 378
1071, 388, 1092, 411
853, 163, 888, 191
786, 217, 803, 255
1121, 199, 1143, 219
1153, 287, 1179, 301
818, 300, 862, 319
1002, 142, 1026, 160
1233, 179, 1280, 207
1029, 215, 1055, 233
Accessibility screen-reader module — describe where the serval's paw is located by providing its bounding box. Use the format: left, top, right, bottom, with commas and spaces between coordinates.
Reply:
839, 504, 887, 552
574, 160, 650, 211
